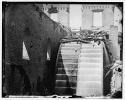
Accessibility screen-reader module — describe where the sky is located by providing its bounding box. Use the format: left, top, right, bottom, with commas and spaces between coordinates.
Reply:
69, 4, 82, 29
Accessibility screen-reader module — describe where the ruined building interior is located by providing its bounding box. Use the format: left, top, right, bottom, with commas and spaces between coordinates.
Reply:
2, 2, 123, 98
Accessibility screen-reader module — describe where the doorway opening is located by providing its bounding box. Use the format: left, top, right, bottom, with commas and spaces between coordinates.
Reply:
93, 12, 102, 27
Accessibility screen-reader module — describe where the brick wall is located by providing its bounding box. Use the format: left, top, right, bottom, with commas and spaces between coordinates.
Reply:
103, 7, 114, 29
4, 4, 67, 95
82, 8, 93, 29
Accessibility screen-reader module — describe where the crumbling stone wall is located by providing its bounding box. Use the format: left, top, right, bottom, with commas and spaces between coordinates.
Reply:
4, 4, 67, 96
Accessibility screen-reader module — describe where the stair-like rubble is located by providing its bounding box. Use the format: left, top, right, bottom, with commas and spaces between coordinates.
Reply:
76, 42, 103, 97
55, 42, 103, 97
55, 42, 81, 95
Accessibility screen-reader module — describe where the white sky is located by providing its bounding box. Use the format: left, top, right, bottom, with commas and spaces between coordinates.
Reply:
69, 4, 82, 29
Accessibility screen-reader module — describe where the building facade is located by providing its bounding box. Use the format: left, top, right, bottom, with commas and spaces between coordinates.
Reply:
38, 4, 70, 27
81, 4, 115, 30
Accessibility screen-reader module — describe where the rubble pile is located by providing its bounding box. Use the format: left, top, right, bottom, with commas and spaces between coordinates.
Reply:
80, 29, 109, 39
111, 60, 122, 98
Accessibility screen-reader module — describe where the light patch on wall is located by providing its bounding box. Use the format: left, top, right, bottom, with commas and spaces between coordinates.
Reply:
93, 12, 102, 27
50, 13, 58, 22
22, 42, 30, 60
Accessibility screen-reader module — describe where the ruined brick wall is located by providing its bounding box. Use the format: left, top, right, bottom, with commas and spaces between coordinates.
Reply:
81, 5, 114, 30
4, 4, 67, 95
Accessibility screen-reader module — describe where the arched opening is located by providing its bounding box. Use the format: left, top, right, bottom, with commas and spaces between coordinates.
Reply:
47, 38, 51, 61
22, 42, 30, 60
45, 38, 54, 95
